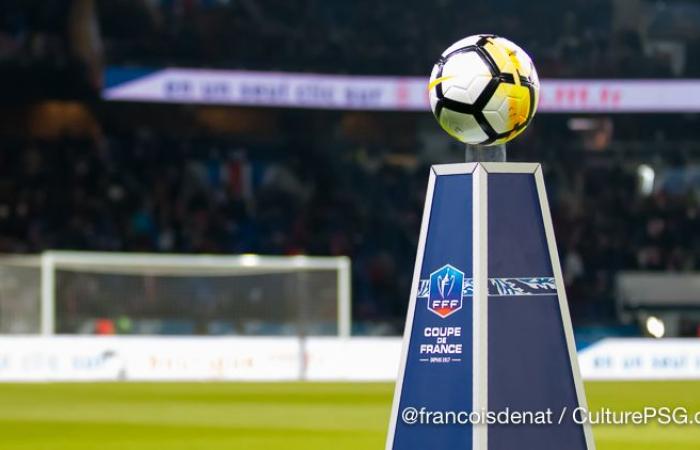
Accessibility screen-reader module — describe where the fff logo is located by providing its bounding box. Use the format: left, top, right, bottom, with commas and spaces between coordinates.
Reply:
428, 264, 464, 318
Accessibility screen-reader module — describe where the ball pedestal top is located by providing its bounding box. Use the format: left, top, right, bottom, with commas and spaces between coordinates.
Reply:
465, 143, 506, 162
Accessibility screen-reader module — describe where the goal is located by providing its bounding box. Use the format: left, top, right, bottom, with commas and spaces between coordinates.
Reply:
0, 251, 351, 337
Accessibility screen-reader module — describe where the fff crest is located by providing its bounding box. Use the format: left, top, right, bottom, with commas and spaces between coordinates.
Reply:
428, 264, 464, 318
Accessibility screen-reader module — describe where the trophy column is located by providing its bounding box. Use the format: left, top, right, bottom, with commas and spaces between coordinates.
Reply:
385, 162, 595, 450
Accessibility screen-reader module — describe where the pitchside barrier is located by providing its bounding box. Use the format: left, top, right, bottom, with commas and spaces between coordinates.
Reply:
385, 163, 595, 450
0, 336, 399, 382
0, 336, 699, 382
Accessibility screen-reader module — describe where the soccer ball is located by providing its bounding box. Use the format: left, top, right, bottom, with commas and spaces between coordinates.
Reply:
429, 34, 540, 146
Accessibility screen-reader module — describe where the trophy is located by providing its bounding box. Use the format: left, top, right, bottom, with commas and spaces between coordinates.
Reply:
385, 35, 596, 450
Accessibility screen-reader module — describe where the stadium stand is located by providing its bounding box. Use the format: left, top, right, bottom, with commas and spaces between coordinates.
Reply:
1, 116, 699, 331
1, 0, 700, 333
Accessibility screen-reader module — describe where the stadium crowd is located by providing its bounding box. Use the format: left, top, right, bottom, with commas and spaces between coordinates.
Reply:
1, 0, 700, 332
1, 126, 699, 328
98, 0, 694, 77
2, 0, 698, 79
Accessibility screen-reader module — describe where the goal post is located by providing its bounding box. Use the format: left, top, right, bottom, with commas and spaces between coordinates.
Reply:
0, 255, 43, 334
0, 251, 351, 338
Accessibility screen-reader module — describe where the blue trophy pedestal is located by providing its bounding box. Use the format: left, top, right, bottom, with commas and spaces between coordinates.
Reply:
386, 163, 595, 450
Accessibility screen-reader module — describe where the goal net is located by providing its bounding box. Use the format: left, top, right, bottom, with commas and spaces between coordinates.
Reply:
0, 252, 350, 337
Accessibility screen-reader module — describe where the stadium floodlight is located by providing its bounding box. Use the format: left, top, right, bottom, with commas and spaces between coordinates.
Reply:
645, 316, 666, 339
0, 251, 351, 338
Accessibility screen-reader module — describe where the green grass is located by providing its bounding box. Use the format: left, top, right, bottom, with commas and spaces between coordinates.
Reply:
0, 381, 698, 449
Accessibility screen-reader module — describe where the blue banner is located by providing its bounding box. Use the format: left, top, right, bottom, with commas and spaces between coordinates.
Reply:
392, 170, 474, 449
486, 173, 588, 450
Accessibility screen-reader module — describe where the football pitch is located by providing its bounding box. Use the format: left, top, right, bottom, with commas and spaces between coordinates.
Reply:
0, 381, 698, 450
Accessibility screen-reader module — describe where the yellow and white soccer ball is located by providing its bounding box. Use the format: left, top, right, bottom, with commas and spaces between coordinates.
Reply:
429, 34, 540, 146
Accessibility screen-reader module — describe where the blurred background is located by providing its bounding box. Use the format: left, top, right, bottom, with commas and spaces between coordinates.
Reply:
1, 0, 700, 338
0, 1, 700, 449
